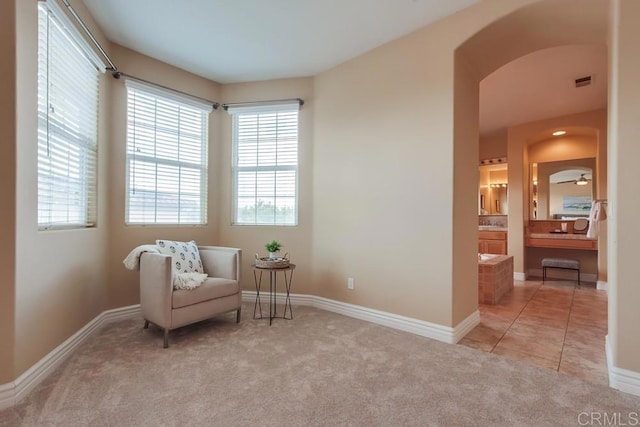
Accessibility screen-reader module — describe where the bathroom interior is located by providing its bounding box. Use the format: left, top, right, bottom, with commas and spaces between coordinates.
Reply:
461, 44, 609, 383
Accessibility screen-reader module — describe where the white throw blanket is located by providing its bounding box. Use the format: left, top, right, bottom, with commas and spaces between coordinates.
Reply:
123, 245, 161, 271
123, 244, 207, 290
173, 272, 208, 290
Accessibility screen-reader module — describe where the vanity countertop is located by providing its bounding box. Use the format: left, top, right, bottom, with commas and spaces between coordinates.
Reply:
478, 226, 508, 232
529, 232, 595, 240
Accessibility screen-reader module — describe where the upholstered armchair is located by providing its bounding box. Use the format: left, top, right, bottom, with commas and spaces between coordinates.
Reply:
140, 246, 242, 348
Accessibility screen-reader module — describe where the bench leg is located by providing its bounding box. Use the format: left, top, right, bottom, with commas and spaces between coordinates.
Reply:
577, 269, 581, 288
542, 267, 546, 283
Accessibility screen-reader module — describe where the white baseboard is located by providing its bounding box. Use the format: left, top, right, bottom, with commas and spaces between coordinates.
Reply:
528, 268, 597, 283
0, 305, 141, 411
597, 280, 608, 292
0, 382, 14, 412
606, 335, 640, 397
514, 272, 527, 281
242, 291, 479, 344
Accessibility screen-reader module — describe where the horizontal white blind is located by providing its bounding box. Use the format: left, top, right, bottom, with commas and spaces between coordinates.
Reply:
126, 81, 209, 224
37, 1, 101, 229
232, 105, 299, 225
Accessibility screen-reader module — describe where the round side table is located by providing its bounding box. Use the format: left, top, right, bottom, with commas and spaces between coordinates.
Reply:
251, 264, 296, 325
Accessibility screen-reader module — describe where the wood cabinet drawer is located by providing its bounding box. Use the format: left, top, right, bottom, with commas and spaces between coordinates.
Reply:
479, 231, 507, 240
525, 238, 597, 250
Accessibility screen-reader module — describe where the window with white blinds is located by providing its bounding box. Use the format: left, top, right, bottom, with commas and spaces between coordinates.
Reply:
125, 80, 211, 225
229, 102, 300, 226
37, 1, 104, 229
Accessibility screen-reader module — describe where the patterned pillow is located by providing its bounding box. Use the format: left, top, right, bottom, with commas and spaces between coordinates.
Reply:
156, 240, 204, 274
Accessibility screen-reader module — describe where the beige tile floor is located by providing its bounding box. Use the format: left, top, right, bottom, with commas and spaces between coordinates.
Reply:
459, 279, 609, 385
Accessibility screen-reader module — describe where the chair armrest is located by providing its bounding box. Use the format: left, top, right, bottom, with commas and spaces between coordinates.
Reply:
198, 246, 242, 282
140, 252, 173, 329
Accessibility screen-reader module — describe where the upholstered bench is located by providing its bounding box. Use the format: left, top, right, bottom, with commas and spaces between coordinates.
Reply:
542, 258, 581, 287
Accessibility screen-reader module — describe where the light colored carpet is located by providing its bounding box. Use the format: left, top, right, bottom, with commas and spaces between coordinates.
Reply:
1, 304, 639, 426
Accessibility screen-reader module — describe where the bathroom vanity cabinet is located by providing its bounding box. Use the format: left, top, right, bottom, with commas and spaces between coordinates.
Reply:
478, 230, 508, 255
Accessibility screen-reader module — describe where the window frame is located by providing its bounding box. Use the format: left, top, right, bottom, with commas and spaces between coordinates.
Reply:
124, 80, 211, 226
229, 102, 300, 226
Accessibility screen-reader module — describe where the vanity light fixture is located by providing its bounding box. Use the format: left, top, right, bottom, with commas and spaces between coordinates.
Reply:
552, 130, 567, 136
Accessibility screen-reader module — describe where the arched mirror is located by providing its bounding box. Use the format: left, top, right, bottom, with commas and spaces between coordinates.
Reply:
531, 158, 595, 219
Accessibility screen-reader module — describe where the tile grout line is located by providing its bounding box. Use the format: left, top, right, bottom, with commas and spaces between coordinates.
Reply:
556, 282, 577, 371
489, 281, 543, 353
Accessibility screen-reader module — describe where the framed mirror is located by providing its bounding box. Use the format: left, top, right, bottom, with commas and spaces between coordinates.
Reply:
530, 158, 595, 220
479, 164, 508, 215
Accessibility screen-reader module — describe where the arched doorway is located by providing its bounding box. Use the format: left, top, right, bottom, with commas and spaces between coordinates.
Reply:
452, 0, 610, 382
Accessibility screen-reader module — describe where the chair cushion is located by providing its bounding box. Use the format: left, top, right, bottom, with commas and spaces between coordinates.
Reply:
156, 240, 204, 274
172, 277, 239, 309
542, 258, 580, 269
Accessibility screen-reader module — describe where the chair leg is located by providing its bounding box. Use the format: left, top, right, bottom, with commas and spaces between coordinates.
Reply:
236, 308, 241, 323
143, 320, 149, 329
163, 329, 169, 349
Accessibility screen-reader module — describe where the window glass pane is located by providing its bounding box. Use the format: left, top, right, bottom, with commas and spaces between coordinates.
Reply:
126, 82, 209, 225
233, 109, 298, 225
37, 2, 99, 229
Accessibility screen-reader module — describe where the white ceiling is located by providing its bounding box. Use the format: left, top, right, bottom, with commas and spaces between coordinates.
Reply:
82, 1, 607, 136
82, 0, 478, 84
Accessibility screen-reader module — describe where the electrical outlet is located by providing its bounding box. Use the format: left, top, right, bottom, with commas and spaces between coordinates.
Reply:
347, 277, 354, 290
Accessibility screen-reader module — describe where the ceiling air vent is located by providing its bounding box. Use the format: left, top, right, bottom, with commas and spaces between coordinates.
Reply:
574, 75, 592, 88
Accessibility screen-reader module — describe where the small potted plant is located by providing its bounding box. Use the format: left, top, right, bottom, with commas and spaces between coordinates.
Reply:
265, 240, 282, 259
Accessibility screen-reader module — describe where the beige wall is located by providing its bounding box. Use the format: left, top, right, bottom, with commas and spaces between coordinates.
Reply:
309, 0, 540, 327
608, 0, 640, 373
479, 129, 507, 160
13, 0, 113, 377
452, 52, 482, 325
218, 78, 314, 293
0, 0, 17, 384
529, 135, 598, 164
527, 248, 597, 277
107, 44, 222, 308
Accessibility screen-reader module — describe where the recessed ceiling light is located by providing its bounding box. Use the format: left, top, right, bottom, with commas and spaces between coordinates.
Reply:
552, 130, 567, 136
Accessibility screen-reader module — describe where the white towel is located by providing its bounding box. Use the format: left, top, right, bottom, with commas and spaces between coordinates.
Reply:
586, 201, 607, 239
123, 244, 161, 271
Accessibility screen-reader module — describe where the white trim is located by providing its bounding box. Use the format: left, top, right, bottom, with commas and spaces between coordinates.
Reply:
597, 280, 608, 291
242, 291, 479, 344
606, 335, 640, 397
0, 305, 141, 410
0, 381, 14, 411
453, 310, 481, 343
40, 0, 107, 72
514, 272, 527, 281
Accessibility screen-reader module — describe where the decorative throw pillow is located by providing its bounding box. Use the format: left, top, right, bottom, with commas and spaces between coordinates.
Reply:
156, 240, 204, 274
